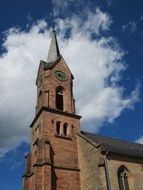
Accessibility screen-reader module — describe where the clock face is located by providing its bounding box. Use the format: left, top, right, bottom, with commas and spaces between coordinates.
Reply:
55, 71, 67, 81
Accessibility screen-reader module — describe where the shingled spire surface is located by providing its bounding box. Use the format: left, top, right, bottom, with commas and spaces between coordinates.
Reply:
47, 26, 60, 63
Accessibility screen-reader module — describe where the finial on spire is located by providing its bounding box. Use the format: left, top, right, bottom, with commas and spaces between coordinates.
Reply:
52, 20, 56, 30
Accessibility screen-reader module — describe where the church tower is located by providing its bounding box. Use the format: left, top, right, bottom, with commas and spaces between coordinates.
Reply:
23, 25, 81, 190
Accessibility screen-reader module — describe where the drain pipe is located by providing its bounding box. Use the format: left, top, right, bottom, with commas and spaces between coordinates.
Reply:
102, 149, 111, 190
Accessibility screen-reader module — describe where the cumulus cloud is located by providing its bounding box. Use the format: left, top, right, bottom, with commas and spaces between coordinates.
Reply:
0, 9, 140, 157
52, 0, 84, 16
135, 136, 143, 144
122, 21, 137, 33
0, 20, 50, 157
56, 8, 112, 36
52, 0, 114, 17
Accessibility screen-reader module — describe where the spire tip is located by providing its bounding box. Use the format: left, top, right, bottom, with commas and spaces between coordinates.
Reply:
52, 21, 56, 30
47, 20, 60, 63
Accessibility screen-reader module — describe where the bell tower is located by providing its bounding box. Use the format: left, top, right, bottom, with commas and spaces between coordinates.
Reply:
23, 24, 81, 190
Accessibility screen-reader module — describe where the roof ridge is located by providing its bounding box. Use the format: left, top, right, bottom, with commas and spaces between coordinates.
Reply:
81, 131, 143, 158
81, 131, 143, 146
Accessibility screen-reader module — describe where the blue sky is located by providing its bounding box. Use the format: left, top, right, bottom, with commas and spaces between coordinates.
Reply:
0, 0, 143, 189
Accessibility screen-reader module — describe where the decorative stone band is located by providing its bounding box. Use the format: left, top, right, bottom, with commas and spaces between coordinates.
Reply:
30, 106, 81, 128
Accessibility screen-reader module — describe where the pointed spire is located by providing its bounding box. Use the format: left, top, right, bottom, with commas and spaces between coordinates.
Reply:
47, 21, 60, 63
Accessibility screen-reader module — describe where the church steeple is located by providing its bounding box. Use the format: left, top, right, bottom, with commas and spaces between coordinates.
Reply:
35, 23, 76, 114
47, 22, 60, 63
23, 23, 81, 190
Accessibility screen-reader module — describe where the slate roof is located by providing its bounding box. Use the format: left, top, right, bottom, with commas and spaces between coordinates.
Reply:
39, 26, 61, 70
47, 28, 60, 63
40, 56, 61, 70
81, 131, 143, 158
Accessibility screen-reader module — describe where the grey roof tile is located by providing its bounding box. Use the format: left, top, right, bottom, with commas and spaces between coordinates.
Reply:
81, 131, 143, 158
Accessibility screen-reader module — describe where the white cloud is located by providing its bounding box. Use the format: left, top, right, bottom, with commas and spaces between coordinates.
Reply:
52, 0, 114, 17
52, 0, 83, 16
0, 9, 140, 157
135, 136, 143, 144
56, 8, 112, 37
0, 20, 50, 157
122, 21, 137, 33
140, 15, 143, 21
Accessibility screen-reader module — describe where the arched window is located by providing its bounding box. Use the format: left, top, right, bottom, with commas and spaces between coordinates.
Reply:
56, 121, 60, 135
118, 166, 130, 190
56, 87, 64, 111
63, 123, 68, 136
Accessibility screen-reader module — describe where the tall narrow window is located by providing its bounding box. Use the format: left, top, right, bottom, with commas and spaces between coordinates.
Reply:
63, 123, 68, 136
118, 166, 130, 190
56, 87, 64, 111
56, 121, 60, 135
